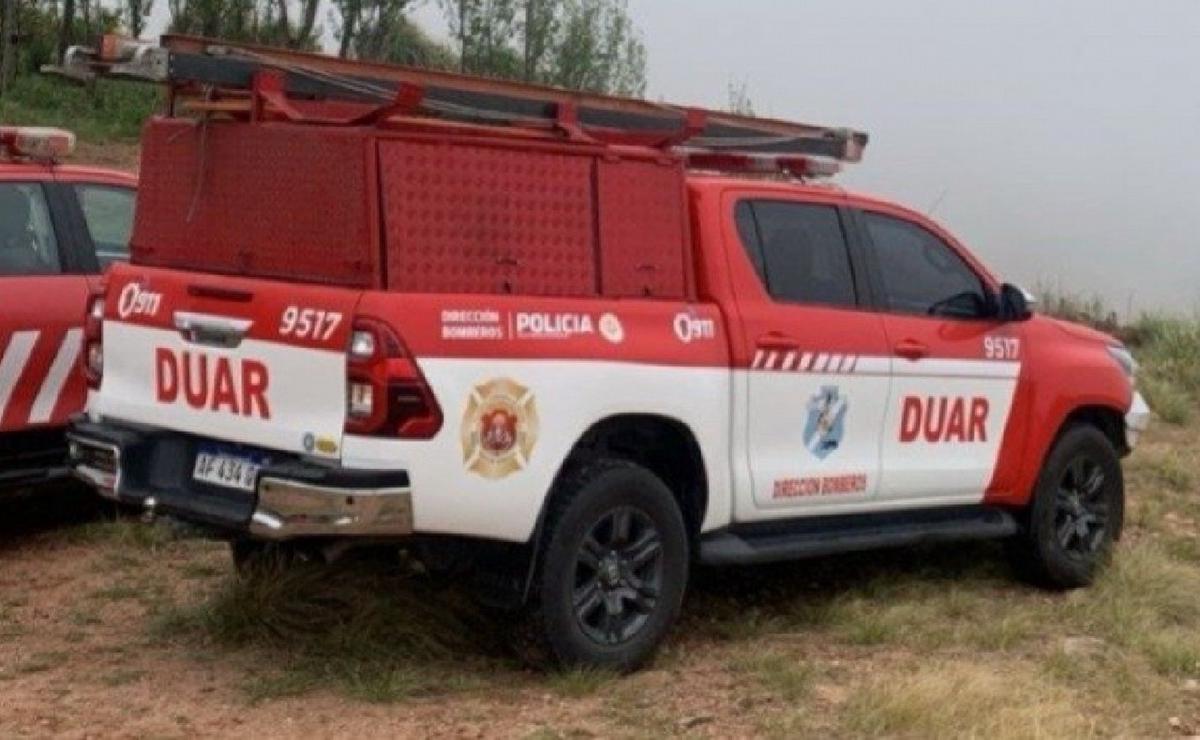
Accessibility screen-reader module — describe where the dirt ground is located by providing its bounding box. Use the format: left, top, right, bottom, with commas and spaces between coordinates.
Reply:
1, 415, 1199, 739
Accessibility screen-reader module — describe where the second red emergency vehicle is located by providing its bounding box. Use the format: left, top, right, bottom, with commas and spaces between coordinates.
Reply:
0, 127, 136, 493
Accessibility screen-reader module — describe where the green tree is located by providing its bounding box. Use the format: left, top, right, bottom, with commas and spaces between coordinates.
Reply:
439, 0, 520, 77
520, 0, 556, 82
348, 2, 455, 68
167, 0, 320, 48
436, 0, 645, 93
125, 0, 152, 37
547, 0, 644, 95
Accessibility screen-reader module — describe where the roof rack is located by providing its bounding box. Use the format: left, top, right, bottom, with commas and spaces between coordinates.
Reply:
44, 34, 868, 166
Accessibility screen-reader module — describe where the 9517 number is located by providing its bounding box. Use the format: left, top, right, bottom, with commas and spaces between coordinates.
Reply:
984, 335, 1020, 360
280, 306, 342, 341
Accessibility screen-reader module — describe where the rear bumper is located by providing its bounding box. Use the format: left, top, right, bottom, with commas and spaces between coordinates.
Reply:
1126, 391, 1151, 449
67, 419, 412, 540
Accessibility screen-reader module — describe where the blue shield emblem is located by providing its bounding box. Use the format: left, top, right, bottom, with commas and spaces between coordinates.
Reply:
804, 386, 847, 459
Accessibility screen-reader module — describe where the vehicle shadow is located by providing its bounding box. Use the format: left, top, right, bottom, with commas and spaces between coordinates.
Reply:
0, 481, 115, 552
679, 540, 1017, 639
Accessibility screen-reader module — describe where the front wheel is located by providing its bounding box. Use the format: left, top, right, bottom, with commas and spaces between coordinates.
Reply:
1009, 424, 1124, 588
533, 459, 689, 672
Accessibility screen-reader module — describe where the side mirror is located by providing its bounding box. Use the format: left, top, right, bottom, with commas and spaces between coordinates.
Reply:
998, 283, 1033, 321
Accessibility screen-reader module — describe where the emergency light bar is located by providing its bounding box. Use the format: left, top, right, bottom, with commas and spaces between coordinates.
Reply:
0, 127, 76, 160
683, 151, 842, 179
44, 34, 869, 167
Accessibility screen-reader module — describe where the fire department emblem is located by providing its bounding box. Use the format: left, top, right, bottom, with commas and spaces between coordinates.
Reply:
804, 386, 847, 459
461, 378, 539, 479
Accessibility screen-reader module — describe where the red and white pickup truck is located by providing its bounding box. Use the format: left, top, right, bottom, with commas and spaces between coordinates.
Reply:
69, 37, 1148, 670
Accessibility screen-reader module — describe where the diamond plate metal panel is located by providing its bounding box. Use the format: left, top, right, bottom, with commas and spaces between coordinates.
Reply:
379, 139, 596, 296
133, 119, 378, 286
596, 159, 688, 299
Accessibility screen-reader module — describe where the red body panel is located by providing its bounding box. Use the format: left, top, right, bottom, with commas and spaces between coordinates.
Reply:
134, 119, 379, 286
0, 277, 90, 431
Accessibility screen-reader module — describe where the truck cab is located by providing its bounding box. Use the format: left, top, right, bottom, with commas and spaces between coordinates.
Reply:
0, 127, 136, 493
67, 36, 1147, 671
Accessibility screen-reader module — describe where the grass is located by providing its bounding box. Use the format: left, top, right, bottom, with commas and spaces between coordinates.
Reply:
150, 553, 508, 704
0, 74, 159, 142
729, 652, 814, 701
843, 660, 1095, 738
1036, 288, 1200, 426
1137, 449, 1195, 492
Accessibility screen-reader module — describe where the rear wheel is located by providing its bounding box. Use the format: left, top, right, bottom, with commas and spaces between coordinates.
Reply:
1010, 425, 1124, 588
531, 458, 689, 672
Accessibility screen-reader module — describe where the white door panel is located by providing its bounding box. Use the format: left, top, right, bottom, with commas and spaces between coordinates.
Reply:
879, 359, 1019, 503
747, 357, 891, 512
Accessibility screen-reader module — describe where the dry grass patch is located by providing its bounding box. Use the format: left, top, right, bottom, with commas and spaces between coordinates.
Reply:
729, 651, 814, 701
843, 660, 1095, 738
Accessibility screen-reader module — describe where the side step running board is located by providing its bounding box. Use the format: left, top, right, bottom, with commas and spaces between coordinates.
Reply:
699, 505, 1018, 566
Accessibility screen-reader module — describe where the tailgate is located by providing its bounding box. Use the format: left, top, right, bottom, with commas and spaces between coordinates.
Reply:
93, 264, 360, 459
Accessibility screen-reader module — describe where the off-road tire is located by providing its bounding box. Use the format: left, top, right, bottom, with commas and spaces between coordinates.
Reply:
1009, 424, 1124, 588
529, 458, 689, 672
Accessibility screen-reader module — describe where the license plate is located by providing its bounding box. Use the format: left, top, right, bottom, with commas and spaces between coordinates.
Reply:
192, 449, 263, 492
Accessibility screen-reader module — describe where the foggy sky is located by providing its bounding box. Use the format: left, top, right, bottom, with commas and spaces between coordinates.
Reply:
149, 1, 1200, 314
619, 1, 1200, 315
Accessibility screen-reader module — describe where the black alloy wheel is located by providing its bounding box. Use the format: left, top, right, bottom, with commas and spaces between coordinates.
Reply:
1009, 424, 1124, 589
572, 506, 665, 646
1052, 455, 1111, 559
533, 458, 689, 671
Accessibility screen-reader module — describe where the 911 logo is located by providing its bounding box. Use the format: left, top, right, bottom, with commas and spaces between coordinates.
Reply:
673, 312, 715, 343
116, 282, 162, 319
461, 378, 539, 480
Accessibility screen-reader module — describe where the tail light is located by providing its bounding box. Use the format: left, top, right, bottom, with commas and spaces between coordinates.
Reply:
84, 290, 105, 389
344, 318, 443, 439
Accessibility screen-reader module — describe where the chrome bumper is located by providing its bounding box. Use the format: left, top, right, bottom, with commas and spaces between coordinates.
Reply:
1126, 391, 1151, 449
68, 434, 121, 499
250, 476, 413, 540
68, 423, 413, 541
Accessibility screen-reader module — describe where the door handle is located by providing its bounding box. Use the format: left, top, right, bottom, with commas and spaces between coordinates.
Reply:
757, 331, 799, 351
174, 311, 253, 349
894, 338, 929, 360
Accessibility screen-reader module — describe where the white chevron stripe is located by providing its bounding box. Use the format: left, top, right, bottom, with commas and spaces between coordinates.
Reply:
751, 349, 765, 369
0, 331, 38, 421
764, 351, 778, 370
813, 353, 829, 372
827, 354, 842, 373
29, 328, 82, 424
782, 351, 797, 371
799, 352, 813, 372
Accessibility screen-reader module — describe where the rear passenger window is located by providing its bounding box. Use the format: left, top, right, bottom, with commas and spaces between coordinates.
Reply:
735, 200, 857, 308
75, 185, 135, 270
734, 200, 766, 283
0, 183, 60, 276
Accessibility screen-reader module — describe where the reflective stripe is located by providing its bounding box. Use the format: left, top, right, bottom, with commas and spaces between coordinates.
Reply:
29, 328, 82, 424
0, 331, 38, 421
